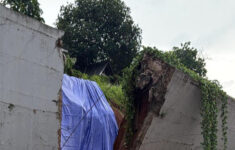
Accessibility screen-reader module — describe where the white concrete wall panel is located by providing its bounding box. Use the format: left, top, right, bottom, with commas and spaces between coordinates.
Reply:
0, 5, 64, 150
140, 70, 235, 150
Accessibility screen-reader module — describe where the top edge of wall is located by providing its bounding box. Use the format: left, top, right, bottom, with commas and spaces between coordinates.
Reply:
0, 4, 64, 39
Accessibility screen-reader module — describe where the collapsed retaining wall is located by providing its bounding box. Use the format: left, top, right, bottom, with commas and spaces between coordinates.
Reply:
117, 53, 235, 150
139, 69, 235, 150
0, 5, 64, 150
139, 69, 202, 150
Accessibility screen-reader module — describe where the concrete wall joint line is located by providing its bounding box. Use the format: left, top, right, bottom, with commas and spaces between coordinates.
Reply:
0, 51, 62, 73
0, 99, 58, 114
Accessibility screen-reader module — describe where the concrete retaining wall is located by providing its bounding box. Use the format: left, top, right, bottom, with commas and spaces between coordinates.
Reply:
139, 69, 235, 150
0, 5, 64, 150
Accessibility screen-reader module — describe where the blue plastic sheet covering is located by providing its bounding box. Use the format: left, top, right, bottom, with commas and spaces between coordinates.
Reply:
61, 74, 118, 150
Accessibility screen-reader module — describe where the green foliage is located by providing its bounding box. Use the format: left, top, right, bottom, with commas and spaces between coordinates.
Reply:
64, 55, 76, 76
1, 0, 44, 22
200, 80, 219, 150
121, 50, 143, 145
64, 56, 126, 109
220, 92, 228, 150
122, 46, 228, 149
173, 42, 207, 77
56, 0, 142, 73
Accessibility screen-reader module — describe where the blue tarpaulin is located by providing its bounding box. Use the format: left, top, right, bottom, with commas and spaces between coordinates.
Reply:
61, 74, 118, 150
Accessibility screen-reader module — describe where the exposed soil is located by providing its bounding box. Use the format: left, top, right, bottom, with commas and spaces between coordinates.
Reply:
114, 53, 175, 150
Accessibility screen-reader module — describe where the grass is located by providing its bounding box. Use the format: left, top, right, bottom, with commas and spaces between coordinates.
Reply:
70, 69, 126, 110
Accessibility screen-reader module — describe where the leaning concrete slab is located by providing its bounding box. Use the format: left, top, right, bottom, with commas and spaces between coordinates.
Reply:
115, 53, 235, 150
139, 70, 202, 150
138, 67, 235, 150
0, 5, 64, 150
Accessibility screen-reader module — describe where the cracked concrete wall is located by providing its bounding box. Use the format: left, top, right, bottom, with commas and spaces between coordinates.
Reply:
139, 69, 235, 150
0, 5, 64, 150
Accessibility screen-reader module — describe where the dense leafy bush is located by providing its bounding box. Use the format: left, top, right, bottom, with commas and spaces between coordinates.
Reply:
172, 42, 207, 77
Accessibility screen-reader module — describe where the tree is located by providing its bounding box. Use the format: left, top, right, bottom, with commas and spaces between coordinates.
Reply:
0, 0, 44, 22
56, 0, 142, 73
172, 42, 207, 77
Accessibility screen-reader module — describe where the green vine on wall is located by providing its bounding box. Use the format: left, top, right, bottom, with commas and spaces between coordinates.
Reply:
122, 55, 141, 146
122, 47, 228, 150
221, 91, 228, 150
201, 80, 218, 150
200, 80, 228, 150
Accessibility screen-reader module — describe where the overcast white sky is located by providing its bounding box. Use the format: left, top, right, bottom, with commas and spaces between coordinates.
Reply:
38, 0, 235, 97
